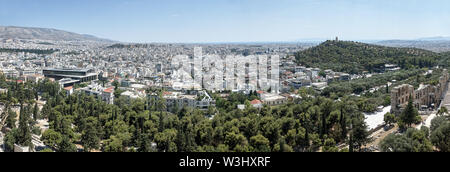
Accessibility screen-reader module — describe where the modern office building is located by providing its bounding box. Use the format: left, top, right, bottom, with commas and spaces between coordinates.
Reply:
43, 68, 98, 82
58, 78, 81, 88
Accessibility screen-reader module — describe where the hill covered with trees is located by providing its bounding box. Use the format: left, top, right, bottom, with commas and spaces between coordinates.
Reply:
295, 40, 443, 74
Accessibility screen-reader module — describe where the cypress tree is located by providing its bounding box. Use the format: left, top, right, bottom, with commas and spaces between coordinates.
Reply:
401, 97, 419, 127
17, 104, 32, 148
33, 103, 39, 121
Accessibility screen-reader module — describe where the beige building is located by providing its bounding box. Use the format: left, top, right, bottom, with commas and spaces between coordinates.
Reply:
260, 93, 287, 106
152, 90, 215, 111
19, 74, 45, 83
391, 84, 415, 113
0, 88, 7, 94
391, 69, 449, 113
414, 84, 438, 110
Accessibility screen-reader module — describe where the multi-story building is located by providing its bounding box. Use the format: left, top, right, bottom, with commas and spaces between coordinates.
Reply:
58, 78, 81, 88
391, 84, 415, 113
19, 69, 36, 76
43, 68, 98, 82
77, 83, 114, 104
64, 86, 74, 95
414, 84, 437, 110
1, 68, 19, 78
439, 69, 449, 98
23, 74, 45, 83
259, 93, 287, 106
120, 90, 145, 100
102, 87, 115, 105
152, 90, 215, 111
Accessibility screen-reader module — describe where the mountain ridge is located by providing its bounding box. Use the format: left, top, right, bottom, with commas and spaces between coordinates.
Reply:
0, 26, 115, 42
375, 38, 450, 53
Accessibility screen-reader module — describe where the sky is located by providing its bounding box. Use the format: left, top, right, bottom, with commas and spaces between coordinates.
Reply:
0, 0, 450, 43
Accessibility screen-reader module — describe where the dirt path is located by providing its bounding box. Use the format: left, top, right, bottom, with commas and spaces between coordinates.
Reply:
363, 124, 399, 152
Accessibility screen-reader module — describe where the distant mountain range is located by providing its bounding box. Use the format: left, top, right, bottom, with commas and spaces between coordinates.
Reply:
417, 36, 450, 41
0, 26, 115, 42
375, 37, 450, 53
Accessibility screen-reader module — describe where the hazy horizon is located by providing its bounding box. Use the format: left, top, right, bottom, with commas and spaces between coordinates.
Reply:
1, 0, 450, 43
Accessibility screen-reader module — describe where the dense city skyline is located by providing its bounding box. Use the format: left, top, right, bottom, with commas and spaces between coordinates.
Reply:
1, 0, 450, 43
1, 0, 450, 155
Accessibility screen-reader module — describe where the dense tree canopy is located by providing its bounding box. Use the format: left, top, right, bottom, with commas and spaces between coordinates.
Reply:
4, 83, 370, 152
295, 40, 440, 74
380, 128, 433, 152
430, 117, 450, 152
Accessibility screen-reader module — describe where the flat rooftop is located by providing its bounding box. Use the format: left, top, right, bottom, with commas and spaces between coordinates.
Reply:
59, 78, 80, 83
43, 68, 91, 72
49, 73, 98, 78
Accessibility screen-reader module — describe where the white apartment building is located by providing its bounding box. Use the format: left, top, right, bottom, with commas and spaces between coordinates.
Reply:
154, 90, 215, 111
78, 83, 114, 104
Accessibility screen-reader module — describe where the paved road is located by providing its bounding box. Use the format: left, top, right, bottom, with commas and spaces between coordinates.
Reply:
364, 106, 391, 130
417, 113, 437, 129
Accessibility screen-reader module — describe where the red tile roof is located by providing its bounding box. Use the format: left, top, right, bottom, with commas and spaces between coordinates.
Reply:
64, 86, 73, 91
250, 99, 262, 105
103, 87, 114, 93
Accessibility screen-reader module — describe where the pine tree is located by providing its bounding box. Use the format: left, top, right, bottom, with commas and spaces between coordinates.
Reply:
33, 103, 39, 121
340, 106, 347, 141
352, 116, 371, 151
401, 97, 419, 127
17, 104, 32, 148
386, 84, 389, 94
81, 117, 100, 152
5, 106, 17, 129
58, 136, 77, 152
